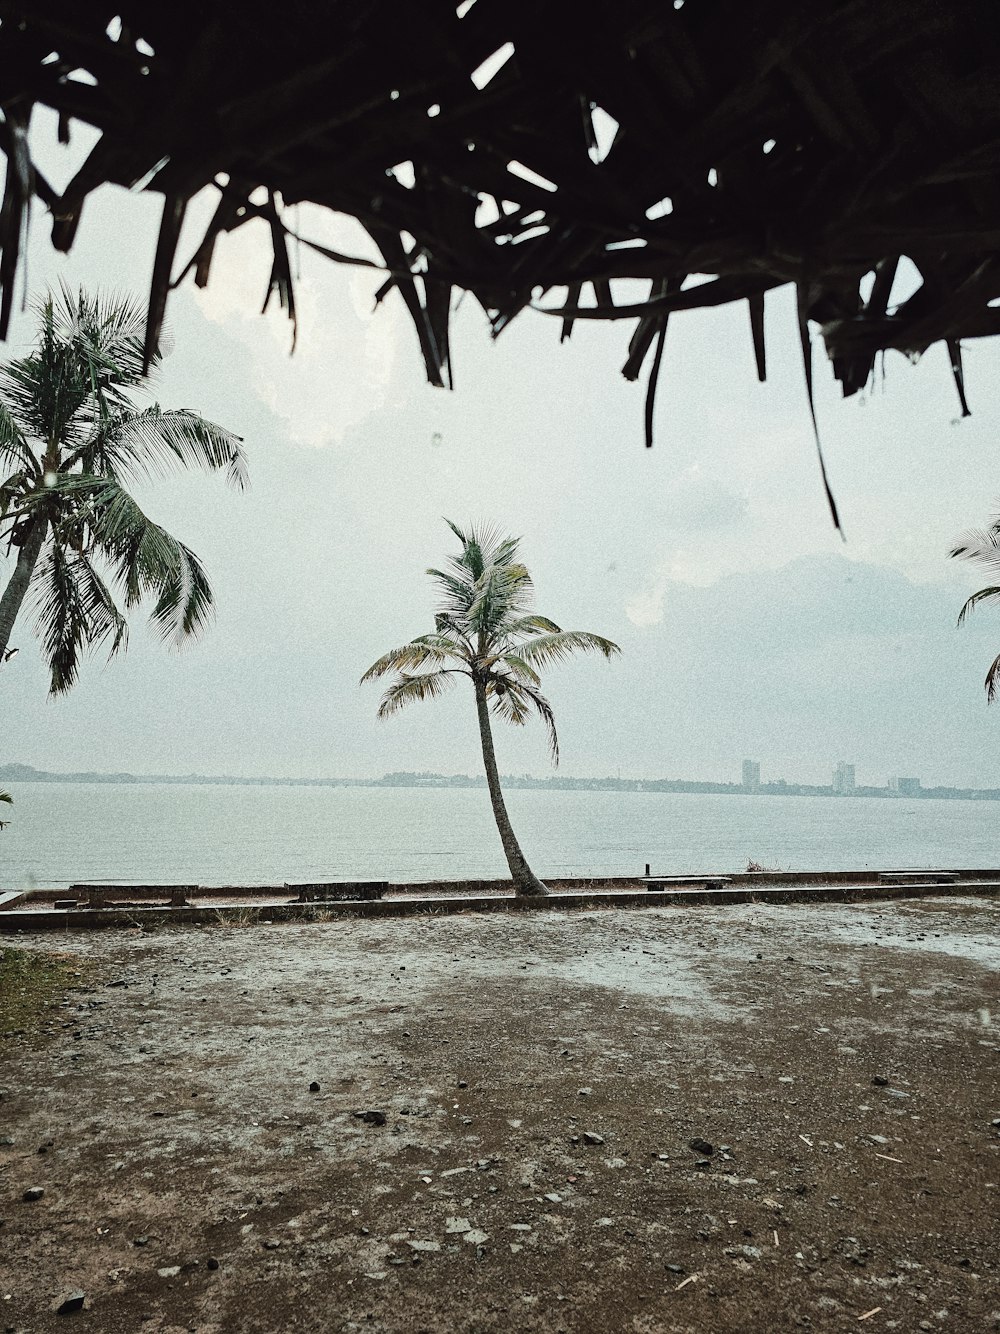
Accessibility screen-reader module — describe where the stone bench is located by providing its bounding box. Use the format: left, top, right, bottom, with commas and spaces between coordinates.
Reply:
287, 881, 387, 903
69, 884, 196, 909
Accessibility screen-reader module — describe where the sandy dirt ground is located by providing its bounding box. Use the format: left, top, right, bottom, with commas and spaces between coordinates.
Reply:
2, 897, 999, 1333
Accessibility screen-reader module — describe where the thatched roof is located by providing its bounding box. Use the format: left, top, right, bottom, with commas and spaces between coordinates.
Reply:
4, 0, 1000, 519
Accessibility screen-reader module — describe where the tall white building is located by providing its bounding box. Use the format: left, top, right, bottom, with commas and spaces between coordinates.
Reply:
833, 761, 856, 795
742, 759, 761, 790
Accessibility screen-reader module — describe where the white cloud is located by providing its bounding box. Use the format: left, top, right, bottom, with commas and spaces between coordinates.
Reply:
192, 212, 406, 448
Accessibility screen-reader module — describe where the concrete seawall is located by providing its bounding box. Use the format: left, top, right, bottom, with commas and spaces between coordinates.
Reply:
2, 870, 998, 932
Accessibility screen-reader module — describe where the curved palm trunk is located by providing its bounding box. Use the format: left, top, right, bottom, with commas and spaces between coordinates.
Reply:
474, 678, 548, 897
0, 517, 47, 661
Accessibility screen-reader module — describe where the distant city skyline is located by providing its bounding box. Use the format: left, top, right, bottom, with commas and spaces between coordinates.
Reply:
2, 759, 985, 800
743, 758, 924, 795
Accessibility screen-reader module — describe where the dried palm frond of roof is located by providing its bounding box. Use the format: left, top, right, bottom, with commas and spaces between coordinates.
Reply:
3, 0, 1000, 524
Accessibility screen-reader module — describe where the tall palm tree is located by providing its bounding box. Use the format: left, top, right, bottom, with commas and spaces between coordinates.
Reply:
952, 515, 1000, 701
0, 790, 10, 830
0, 287, 246, 693
361, 520, 620, 897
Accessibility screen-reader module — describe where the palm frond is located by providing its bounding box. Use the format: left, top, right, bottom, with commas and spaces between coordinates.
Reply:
951, 514, 1000, 703
443, 519, 518, 584
442, 517, 469, 547
0, 401, 33, 472
432, 612, 475, 651
0, 470, 30, 526
492, 653, 541, 686
427, 567, 476, 618
490, 681, 532, 726
376, 669, 457, 718
986, 651, 1000, 704
30, 540, 127, 693
956, 585, 1000, 626
147, 541, 213, 643
360, 637, 466, 682
0, 339, 87, 449
457, 532, 485, 581
81, 406, 248, 490
52, 283, 148, 390
518, 629, 621, 669
0, 288, 147, 452
413, 631, 469, 655
58, 474, 215, 644
467, 562, 535, 637
950, 527, 1000, 571
504, 614, 562, 638
519, 681, 560, 764
72, 554, 128, 658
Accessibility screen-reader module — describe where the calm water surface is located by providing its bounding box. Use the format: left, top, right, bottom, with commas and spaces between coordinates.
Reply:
1, 782, 998, 889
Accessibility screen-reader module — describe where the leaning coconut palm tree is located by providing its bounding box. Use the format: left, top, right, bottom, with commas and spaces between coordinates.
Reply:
362, 520, 620, 897
951, 514, 1000, 701
0, 287, 246, 693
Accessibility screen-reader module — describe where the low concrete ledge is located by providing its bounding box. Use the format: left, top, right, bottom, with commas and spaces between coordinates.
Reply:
876, 870, 960, 885
2, 878, 998, 932
729, 867, 1000, 887
287, 881, 387, 902
646, 876, 732, 891
22, 867, 999, 907
0, 890, 27, 912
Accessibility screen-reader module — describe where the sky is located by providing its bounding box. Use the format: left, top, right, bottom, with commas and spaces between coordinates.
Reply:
3, 109, 1000, 788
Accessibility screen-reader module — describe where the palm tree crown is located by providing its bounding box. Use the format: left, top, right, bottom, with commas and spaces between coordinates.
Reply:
362, 520, 620, 896
951, 515, 1000, 701
0, 287, 246, 692
362, 519, 619, 760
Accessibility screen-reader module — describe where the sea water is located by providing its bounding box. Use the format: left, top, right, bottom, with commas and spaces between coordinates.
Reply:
1, 781, 998, 890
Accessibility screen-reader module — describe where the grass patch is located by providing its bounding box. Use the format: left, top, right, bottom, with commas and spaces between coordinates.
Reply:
0, 945, 91, 1050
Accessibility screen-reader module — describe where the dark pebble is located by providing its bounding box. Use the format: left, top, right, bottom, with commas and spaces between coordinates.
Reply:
206, 1257, 220, 1271
22, 1187, 44, 1202
355, 1110, 387, 1126
689, 1137, 714, 1156
309, 1081, 321, 1093
871, 1075, 890, 1087
693, 1159, 712, 1171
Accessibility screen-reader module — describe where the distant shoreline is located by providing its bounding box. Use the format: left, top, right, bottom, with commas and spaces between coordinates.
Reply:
2, 763, 999, 802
